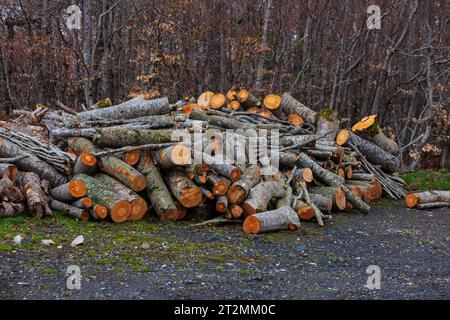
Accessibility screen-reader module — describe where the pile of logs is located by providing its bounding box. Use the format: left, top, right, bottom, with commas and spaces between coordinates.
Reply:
405, 191, 450, 210
0, 88, 415, 234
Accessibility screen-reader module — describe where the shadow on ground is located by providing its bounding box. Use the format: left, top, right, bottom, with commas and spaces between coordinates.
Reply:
0, 200, 448, 299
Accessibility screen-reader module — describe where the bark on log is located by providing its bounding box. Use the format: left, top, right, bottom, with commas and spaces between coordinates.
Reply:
416, 202, 450, 210
228, 165, 261, 204
308, 186, 346, 211
0, 202, 24, 218
0, 178, 23, 202
308, 194, 333, 214
243, 206, 300, 234
280, 134, 322, 147
50, 179, 87, 202
0, 138, 67, 187
405, 191, 450, 208
71, 197, 94, 209
0, 163, 18, 181
94, 173, 148, 221
151, 144, 191, 168
136, 153, 181, 221
196, 152, 241, 182
22, 172, 52, 218
295, 201, 315, 221
72, 174, 131, 223
68, 137, 96, 154
166, 170, 202, 209
98, 156, 147, 192
90, 204, 108, 220
242, 180, 285, 217
50, 199, 90, 221
93, 127, 174, 147
76, 96, 170, 122
215, 195, 229, 213
280, 93, 317, 124
347, 131, 400, 173
206, 174, 230, 196
73, 152, 97, 175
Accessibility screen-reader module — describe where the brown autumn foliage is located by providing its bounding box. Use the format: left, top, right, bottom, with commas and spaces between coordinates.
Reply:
0, 0, 448, 169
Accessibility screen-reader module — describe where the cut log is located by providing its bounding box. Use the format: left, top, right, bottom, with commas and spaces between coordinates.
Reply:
405, 191, 450, 208
230, 204, 243, 219
151, 144, 191, 168
351, 115, 398, 155
280, 134, 323, 147
136, 154, 180, 221
72, 174, 131, 223
73, 152, 97, 175
166, 170, 202, 208
22, 172, 52, 218
200, 186, 214, 200
67, 137, 96, 154
279, 93, 317, 124
416, 202, 450, 210
77, 96, 170, 122
215, 195, 228, 213
0, 163, 18, 181
209, 93, 226, 109
71, 197, 93, 209
345, 165, 353, 179
226, 100, 241, 111
94, 173, 148, 221
292, 168, 314, 183
197, 152, 241, 182
206, 174, 230, 196
98, 156, 147, 192
346, 131, 400, 173
50, 199, 90, 221
197, 91, 215, 108
237, 89, 261, 107
93, 127, 174, 147
295, 201, 315, 221
50, 179, 87, 203
0, 138, 67, 187
308, 194, 333, 214
0, 178, 23, 202
344, 185, 363, 211
287, 114, 304, 126
243, 206, 300, 234
315, 108, 340, 142
122, 150, 141, 166
263, 94, 282, 110
90, 204, 108, 220
242, 180, 285, 217
309, 186, 346, 211
227, 165, 261, 204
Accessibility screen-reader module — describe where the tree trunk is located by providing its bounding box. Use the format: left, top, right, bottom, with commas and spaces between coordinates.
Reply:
50, 179, 87, 203
279, 93, 317, 124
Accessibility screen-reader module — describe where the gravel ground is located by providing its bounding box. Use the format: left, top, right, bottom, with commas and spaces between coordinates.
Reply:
0, 200, 449, 300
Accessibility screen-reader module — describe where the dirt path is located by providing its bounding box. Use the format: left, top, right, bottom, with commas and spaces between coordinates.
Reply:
0, 200, 448, 299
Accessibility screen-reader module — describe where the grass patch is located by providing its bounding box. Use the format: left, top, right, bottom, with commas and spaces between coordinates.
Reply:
401, 169, 450, 191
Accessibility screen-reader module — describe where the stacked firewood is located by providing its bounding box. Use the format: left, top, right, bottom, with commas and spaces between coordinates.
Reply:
0, 88, 411, 234
405, 191, 450, 210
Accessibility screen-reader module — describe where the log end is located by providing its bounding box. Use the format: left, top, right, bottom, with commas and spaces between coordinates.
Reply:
302, 168, 314, 183
170, 144, 191, 165
288, 114, 304, 126
213, 181, 229, 196
94, 204, 108, 219
128, 198, 149, 221
227, 185, 246, 205
81, 197, 93, 208
231, 205, 243, 219
226, 100, 241, 111
209, 94, 226, 109
237, 89, 249, 103
81, 152, 97, 167
124, 150, 141, 166
405, 194, 418, 208
79, 210, 91, 222
215, 202, 228, 213
242, 215, 260, 234
68, 179, 87, 198
242, 203, 256, 218
297, 205, 315, 221
179, 187, 202, 208
263, 94, 282, 110
131, 175, 148, 192
335, 187, 347, 211
336, 129, 349, 146
110, 200, 131, 223
229, 168, 241, 182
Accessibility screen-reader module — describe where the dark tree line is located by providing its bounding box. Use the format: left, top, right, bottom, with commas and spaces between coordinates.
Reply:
0, 0, 449, 168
